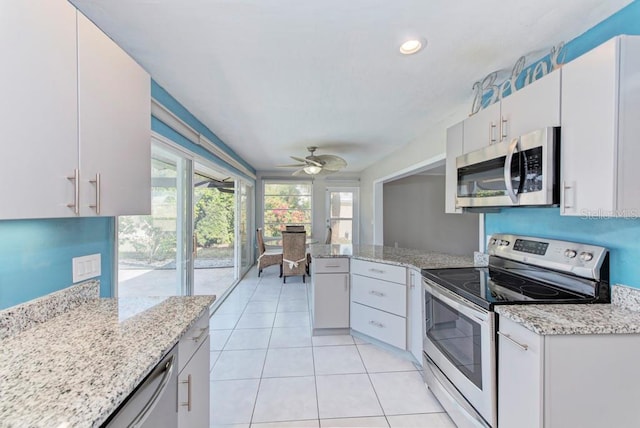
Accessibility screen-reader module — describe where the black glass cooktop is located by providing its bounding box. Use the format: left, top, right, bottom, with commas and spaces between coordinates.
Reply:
421, 266, 604, 310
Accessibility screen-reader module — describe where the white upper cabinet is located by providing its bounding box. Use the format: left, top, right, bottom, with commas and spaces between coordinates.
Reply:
462, 101, 501, 153
500, 70, 561, 140
0, 1, 150, 219
561, 35, 640, 217
0, 0, 78, 219
77, 13, 151, 216
445, 121, 463, 214
462, 69, 561, 154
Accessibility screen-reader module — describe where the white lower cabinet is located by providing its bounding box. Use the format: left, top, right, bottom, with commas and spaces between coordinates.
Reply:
310, 257, 350, 330
498, 316, 640, 428
350, 259, 407, 350
350, 302, 406, 349
406, 269, 423, 364
177, 313, 210, 427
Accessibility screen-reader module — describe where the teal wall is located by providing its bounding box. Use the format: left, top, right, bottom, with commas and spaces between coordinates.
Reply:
0, 218, 114, 309
485, 208, 640, 287
485, 0, 640, 288
0, 81, 254, 310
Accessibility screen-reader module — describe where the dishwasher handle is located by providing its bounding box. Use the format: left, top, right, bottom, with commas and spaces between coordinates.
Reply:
129, 354, 176, 428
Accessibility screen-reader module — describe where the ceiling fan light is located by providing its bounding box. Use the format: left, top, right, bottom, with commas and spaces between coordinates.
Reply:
399, 39, 424, 55
303, 165, 322, 175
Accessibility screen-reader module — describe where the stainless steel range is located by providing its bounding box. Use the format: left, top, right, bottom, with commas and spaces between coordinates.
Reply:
421, 234, 610, 428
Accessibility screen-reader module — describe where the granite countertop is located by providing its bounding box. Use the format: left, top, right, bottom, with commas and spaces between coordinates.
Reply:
496, 302, 640, 335
0, 295, 214, 427
309, 244, 474, 270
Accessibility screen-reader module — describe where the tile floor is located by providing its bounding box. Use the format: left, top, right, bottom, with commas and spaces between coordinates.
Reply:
209, 268, 456, 428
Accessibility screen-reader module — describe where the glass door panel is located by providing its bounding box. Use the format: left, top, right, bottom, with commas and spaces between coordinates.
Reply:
117, 145, 189, 297
326, 188, 359, 245
239, 182, 253, 275
193, 163, 237, 296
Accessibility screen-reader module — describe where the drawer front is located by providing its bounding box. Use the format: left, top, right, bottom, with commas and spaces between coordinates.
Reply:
351, 259, 406, 284
314, 257, 350, 274
351, 302, 406, 349
178, 311, 210, 372
351, 275, 406, 317
498, 315, 542, 355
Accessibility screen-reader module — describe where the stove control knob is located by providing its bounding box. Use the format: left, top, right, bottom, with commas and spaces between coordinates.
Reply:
580, 252, 594, 262
490, 238, 497, 245
564, 249, 577, 259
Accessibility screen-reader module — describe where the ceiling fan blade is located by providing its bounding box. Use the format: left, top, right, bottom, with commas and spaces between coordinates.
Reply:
315, 154, 347, 171
277, 163, 306, 168
290, 156, 308, 163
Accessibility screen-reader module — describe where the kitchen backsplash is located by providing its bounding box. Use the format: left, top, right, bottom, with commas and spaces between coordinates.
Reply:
485, 207, 640, 288
0, 280, 99, 339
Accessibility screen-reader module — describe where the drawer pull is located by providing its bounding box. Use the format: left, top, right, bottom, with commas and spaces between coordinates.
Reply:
191, 327, 208, 342
498, 331, 529, 351
369, 320, 385, 328
180, 374, 192, 411
369, 268, 386, 274
369, 290, 385, 297
325, 264, 342, 268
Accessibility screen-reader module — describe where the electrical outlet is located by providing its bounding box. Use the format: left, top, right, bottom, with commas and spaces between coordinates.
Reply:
72, 254, 101, 283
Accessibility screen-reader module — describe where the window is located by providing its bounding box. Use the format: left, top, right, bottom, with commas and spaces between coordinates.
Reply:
263, 181, 312, 238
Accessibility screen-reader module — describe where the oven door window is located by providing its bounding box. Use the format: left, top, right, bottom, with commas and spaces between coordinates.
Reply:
426, 294, 483, 388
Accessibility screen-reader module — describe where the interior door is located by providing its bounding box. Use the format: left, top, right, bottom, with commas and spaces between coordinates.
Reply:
326, 187, 359, 245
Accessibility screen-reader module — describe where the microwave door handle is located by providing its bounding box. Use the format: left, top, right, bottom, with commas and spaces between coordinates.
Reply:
504, 137, 520, 204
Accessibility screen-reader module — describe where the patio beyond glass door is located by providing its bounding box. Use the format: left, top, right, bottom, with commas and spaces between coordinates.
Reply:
193, 163, 237, 296
326, 187, 359, 245
117, 145, 190, 297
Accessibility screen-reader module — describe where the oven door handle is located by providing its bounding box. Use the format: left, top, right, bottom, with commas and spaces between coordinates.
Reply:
424, 280, 489, 322
504, 137, 520, 204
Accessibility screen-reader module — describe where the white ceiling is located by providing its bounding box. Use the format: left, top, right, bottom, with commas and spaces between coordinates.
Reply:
70, 0, 630, 173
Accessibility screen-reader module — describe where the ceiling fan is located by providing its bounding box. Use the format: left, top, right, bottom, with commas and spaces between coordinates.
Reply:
278, 146, 347, 176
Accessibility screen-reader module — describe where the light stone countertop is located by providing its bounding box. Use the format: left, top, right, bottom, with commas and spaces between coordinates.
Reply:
309, 244, 474, 270
496, 299, 640, 336
0, 295, 214, 428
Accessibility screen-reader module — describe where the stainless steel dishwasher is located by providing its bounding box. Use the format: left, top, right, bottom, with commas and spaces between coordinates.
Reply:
103, 344, 178, 427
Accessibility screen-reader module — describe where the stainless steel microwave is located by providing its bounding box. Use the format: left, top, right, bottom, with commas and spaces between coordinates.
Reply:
456, 127, 560, 209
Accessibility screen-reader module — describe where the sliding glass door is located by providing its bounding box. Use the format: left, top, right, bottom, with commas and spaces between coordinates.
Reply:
117, 141, 254, 298
192, 162, 236, 296
117, 144, 190, 297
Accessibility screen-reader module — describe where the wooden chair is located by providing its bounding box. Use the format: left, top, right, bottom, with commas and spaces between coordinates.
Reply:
257, 228, 282, 277
282, 231, 307, 283
285, 225, 306, 232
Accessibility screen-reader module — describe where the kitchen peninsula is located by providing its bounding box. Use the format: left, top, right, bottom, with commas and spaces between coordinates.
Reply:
0, 281, 214, 427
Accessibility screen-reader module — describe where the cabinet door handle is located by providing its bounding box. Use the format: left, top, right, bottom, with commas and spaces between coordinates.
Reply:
369, 290, 385, 297
562, 181, 573, 213
344, 276, 348, 291
410, 273, 415, 289
369, 320, 385, 328
180, 374, 192, 411
191, 327, 208, 342
89, 173, 101, 214
501, 117, 508, 141
490, 122, 497, 144
67, 169, 79, 215
498, 331, 529, 351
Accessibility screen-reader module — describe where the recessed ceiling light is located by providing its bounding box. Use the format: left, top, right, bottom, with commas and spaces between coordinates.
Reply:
399, 39, 425, 55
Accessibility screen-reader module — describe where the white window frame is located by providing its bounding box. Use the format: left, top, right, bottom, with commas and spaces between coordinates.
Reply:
262, 179, 313, 239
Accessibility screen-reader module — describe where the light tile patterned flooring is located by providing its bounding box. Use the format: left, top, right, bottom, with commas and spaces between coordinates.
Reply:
209, 268, 456, 428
